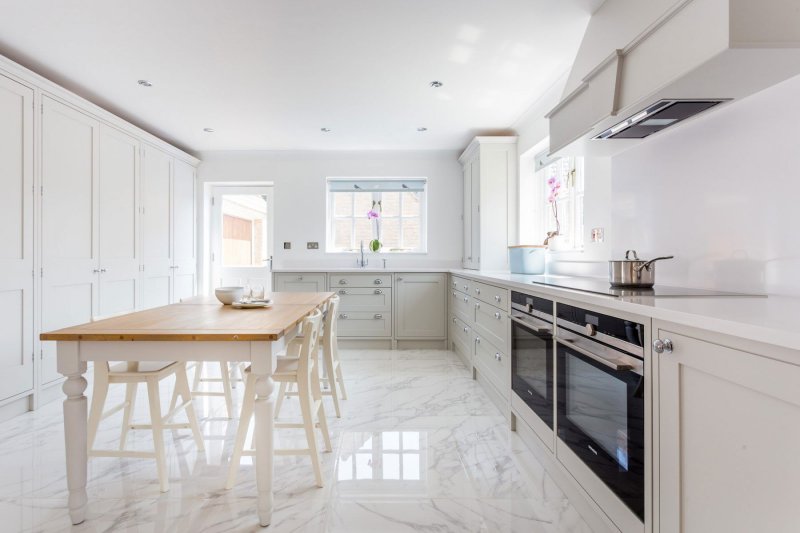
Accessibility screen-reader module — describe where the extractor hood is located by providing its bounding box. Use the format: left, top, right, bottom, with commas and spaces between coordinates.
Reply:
547, 0, 800, 156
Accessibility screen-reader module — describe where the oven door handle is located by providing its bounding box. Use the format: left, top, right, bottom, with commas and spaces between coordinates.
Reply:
510, 314, 552, 334
558, 338, 633, 372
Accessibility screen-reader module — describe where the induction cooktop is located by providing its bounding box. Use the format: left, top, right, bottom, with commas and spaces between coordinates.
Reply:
527, 275, 764, 298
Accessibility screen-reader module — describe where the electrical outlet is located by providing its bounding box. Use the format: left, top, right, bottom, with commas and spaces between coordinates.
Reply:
283, 242, 291, 249
307, 242, 319, 250
591, 228, 605, 243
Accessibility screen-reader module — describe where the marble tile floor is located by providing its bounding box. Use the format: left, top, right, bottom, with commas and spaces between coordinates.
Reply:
0, 349, 595, 532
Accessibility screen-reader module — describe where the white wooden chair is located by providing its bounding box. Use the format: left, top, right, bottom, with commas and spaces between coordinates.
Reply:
226, 309, 331, 489
87, 360, 205, 492
275, 295, 347, 418
189, 361, 245, 419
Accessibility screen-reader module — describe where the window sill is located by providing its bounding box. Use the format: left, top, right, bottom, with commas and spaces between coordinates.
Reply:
325, 250, 428, 255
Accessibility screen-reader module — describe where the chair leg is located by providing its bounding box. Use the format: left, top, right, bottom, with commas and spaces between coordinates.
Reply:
176, 365, 205, 452
332, 339, 347, 400
298, 380, 323, 488
119, 383, 138, 451
323, 342, 341, 418
147, 377, 169, 493
168, 374, 180, 414
274, 381, 288, 420
226, 372, 256, 490
310, 363, 332, 453
229, 362, 238, 389
192, 361, 203, 391
87, 370, 109, 451
220, 361, 234, 419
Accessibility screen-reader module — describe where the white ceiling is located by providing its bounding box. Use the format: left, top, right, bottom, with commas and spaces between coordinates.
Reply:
0, 0, 596, 153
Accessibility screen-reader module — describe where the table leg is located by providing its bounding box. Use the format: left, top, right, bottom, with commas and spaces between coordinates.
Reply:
251, 341, 275, 527
58, 341, 88, 525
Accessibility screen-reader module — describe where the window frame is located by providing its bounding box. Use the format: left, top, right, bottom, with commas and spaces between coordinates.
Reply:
326, 178, 428, 254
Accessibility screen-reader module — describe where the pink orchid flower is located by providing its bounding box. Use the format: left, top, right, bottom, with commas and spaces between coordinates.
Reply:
367, 210, 380, 220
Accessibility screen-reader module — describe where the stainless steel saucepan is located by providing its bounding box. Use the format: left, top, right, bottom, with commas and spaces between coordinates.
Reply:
608, 250, 674, 288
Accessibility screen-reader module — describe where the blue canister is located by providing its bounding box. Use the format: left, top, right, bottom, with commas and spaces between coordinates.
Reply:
508, 245, 547, 274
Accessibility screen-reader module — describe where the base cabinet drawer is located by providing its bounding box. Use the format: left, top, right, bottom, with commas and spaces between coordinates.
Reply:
450, 290, 473, 323
474, 336, 509, 392
474, 301, 508, 351
335, 287, 391, 312
451, 275, 472, 294
329, 273, 392, 288
274, 273, 327, 292
337, 312, 392, 337
450, 316, 473, 349
472, 281, 509, 312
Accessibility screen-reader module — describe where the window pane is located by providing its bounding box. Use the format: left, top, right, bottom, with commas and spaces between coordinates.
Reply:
383, 432, 400, 450
401, 218, 420, 250
334, 219, 352, 250
381, 192, 399, 216
354, 192, 373, 216
402, 453, 420, 480
383, 453, 400, 480
401, 192, 420, 217
355, 218, 373, 246
334, 192, 353, 217
380, 218, 400, 249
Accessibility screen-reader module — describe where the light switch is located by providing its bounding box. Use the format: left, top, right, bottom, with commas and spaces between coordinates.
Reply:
307, 242, 319, 249
283, 242, 291, 249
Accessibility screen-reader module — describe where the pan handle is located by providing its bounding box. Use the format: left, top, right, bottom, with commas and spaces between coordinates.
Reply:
635, 255, 674, 272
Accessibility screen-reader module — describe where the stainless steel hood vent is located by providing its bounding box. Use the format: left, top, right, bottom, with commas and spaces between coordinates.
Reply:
592, 99, 728, 140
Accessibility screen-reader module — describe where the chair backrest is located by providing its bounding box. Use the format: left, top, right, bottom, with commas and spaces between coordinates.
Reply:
297, 309, 323, 386
325, 295, 340, 337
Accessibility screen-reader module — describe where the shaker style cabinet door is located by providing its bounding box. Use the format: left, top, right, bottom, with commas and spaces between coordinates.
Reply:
140, 144, 173, 309
0, 74, 34, 399
40, 97, 100, 385
172, 159, 196, 302
97, 124, 139, 317
394, 273, 446, 338
462, 163, 472, 268
274, 273, 326, 292
656, 324, 800, 533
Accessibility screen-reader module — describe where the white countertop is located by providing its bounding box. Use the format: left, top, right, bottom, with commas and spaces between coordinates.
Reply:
273, 267, 454, 273
451, 269, 800, 354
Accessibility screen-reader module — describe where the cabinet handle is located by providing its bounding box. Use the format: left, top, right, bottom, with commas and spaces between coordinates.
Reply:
339, 279, 347, 285
92, 268, 101, 273
339, 290, 347, 295
374, 289, 382, 294
453, 317, 457, 324
298, 276, 303, 280
396, 277, 403, 282
374, 314, 383, 319
475, 337, 481, 344
339, 313, 348, 319
653, 338, 674, 354
494, 312, 501, 320
495, 353, 502, 362
463, 285, 468, 291
494, 295, 501, 302
475, 288, 481, 294
467, 256, 472, 261
374, 279, 383, 285
463, 327, 468, 333
100, 268, 107, 273
463, 296, 468, 303
453, 291, 457, 297
475, 302, 481, 309
452, 281, 457, 287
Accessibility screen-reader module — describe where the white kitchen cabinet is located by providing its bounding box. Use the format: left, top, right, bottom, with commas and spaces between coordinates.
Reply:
97, 124, 139, 318
273, 273, 327, 292
40, 97, 100, 385
459, 136, 517, 270
655, 322, 800, 533
140, 144, 173, 309
394, 273, 446, 339
172, 159, 196, 302
0, 74, 34, 401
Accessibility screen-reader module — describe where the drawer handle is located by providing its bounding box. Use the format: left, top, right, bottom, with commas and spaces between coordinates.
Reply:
475, 288, 481, 294
495, 353, 502, 362
374, 313, 383, 319
453, 291, 457, 297
463, 285, 468, 291
452, 281, 457, 287
374, 279, 383, 285
463, 296, 468, 303
494, 312, 501, 320
453, 317, 457, 324
339, 289, 347, 295
475, 337, 481, 344
494, 295, 501, 302
298, 276, 303, 280
475, 302, 481, 309
339, 313, 348, 319
339, 279, 347, 285
396, 277, 403, 282
374, 289, 382, 294
463, 327, 468, 333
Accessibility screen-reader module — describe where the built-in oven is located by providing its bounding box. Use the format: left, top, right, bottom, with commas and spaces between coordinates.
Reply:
555, 303, 645, 522
510, 292, 554, 435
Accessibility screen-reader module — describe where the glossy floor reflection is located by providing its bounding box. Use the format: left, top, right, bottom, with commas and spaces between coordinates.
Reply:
0, 349, 594, 532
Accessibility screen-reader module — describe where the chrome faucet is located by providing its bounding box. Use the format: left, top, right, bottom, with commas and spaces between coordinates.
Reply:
357, 240, 369, 268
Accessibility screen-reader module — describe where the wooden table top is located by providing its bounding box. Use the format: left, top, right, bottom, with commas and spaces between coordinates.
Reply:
180, 292, 333, 307
40, 292, 334, 342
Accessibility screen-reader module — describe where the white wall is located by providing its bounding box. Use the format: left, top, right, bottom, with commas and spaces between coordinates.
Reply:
611, 74, 800, 295
197, 150, 463, 280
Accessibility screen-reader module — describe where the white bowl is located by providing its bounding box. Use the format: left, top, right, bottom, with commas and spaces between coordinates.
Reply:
215, 286, 244, 305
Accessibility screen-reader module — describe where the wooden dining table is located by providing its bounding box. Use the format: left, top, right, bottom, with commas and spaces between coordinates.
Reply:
40, 291, 334, 527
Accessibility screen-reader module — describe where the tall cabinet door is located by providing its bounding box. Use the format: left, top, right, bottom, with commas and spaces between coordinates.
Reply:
98, 125, 139, 317
172, 159, 196, 302
469, 156, 480, 269
140, 145, 172, 309
462, 164, 472, 268
0, 75, 34, 399
40, 97, 99, 384
395, 273, 446, 338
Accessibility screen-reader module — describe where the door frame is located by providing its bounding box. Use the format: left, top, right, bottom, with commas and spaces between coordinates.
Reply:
203, 183, 274, 294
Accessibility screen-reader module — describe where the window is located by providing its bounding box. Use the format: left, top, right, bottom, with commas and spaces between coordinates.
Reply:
520, 152, 584, 251
327, 178, 427, 253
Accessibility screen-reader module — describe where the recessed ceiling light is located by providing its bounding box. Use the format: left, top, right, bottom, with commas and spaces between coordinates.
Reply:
203, 128, 215, 133
137, 79, 152, 87
320, 127, 331, 133
417, 127, 428, 132
429, 81, 443, 88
